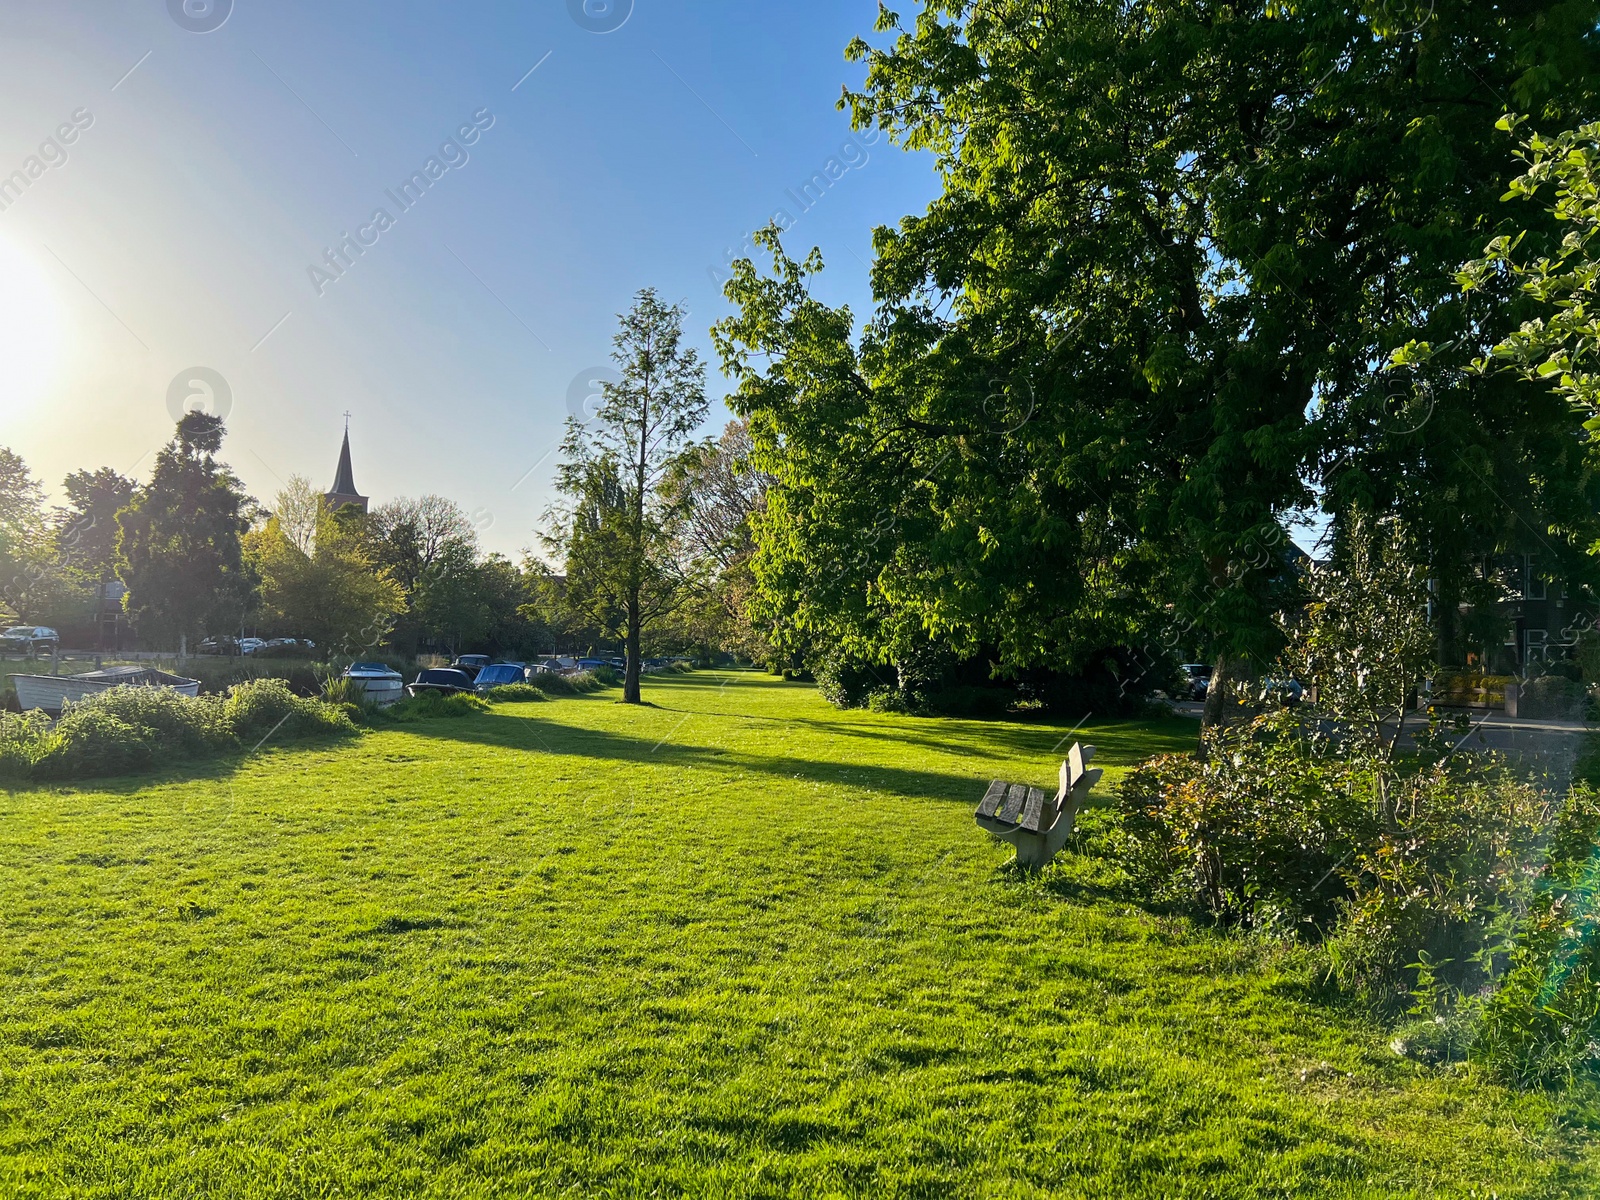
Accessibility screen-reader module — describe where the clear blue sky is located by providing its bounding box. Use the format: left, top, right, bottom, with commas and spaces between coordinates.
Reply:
0, 0, 938, 556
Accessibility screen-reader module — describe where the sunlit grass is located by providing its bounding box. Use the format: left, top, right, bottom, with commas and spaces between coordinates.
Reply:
0, 670, 1594, 1197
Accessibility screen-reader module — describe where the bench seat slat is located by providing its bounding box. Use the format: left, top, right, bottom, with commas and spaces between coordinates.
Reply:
1019, 786, 1047, 832
998, 783, 1028, 824
976, 780, 1008, 819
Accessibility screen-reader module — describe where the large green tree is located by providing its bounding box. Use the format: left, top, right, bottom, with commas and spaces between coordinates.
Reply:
718, 0, 1600, 708
54, 468, 136, 584
115, 414, 255, 655
244, 478, 405, 657
1461, 119, 1600, 455
661, 419, 775, 661
364, 495, 483, 654
0, 457, 130, 635
0, 447, 49, 622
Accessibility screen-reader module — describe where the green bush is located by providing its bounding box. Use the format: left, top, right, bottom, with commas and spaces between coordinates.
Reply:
591, 665, 620, 686
1476, 786, 1600, 1086
1117, 711, 1369, 929
1116, 710, 1558, 1011
1326, 758, 1553, 1007
483, 683, 546, 703
530, 671, 604, 695
1519, 675, 1587, 720
0, 680, 355, 784
33, 709, 154, 780
810, 649, 889, 709
0, 711, 50, 781
865, 686, 911, 714
179, 657, 311, 697
222, 678, 355, 741
381, 691, 491, 721
1430, 672, 1514, 707
74, 685, 234, 758
318, 675, 369, 708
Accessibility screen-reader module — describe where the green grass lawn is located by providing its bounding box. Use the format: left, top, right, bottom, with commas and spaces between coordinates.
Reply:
2, 670, 1595, 1197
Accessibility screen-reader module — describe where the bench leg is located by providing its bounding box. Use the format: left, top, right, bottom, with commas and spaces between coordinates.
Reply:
1011, 830, 1052, 869
1003, 793, 1085, 870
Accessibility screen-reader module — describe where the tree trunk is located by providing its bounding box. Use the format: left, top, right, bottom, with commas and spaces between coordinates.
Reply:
179, 631, 187, 669
1199, 654, 1246, 744
624, 596, 642, 704
622, 350, 651, 707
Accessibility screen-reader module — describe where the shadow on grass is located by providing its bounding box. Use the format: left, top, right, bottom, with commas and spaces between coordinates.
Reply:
631, 671, 1200, 764
392, 710, 989, 802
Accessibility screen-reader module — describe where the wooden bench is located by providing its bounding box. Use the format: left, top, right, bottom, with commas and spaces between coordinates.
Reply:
975, 742, 1103, 869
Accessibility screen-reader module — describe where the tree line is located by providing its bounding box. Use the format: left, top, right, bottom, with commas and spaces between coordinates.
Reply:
0, 316, 771, 683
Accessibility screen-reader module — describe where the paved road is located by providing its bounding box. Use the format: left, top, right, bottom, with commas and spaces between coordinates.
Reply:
1171, 701, 1594, 778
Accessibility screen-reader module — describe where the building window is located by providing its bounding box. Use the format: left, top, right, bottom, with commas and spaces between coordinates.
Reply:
1526, 554, 1548, 601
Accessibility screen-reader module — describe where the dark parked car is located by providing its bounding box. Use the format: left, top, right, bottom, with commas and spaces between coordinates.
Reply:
451, 654, 491, 679
1, 625, 58, 656
576, 658, 611, 671
199, 635, 242, 656
1180, 663, 1210, 700
407, 668, 474, 697
472, 663, 529, 692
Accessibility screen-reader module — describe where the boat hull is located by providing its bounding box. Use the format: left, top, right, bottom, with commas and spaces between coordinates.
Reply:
351, 677, 404, 707
12, 673, 202, 715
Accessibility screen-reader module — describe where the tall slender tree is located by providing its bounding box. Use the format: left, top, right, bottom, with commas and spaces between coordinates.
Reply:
552, 288, 708, 703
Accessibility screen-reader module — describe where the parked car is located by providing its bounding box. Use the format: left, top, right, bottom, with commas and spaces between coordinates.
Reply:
472, 663, 529, 692
343, 662, 404, 707
407, 668, 475, 697
1, 626, 58, 656
1260, 676, 1304, 706
451, 654, 491, 679
238, 637, 267, 655
199, 635, 241, 656
576, 658, 612, 671
1180, 663, 1210, 700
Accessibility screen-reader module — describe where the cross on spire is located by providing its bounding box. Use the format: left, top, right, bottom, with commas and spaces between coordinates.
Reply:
343, 410, 352, 431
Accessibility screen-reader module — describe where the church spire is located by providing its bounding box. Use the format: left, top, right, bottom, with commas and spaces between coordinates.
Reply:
325, 415, 369, 513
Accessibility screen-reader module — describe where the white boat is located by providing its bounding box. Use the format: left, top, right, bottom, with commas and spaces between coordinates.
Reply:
343, 662, 405, 707
12, 666, 202, 715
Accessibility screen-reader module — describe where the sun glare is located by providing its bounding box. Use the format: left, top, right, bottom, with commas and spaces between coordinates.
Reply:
0, 234, 63, 418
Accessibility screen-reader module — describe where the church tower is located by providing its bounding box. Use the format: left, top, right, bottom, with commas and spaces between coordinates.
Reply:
325, 414, 369, 513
